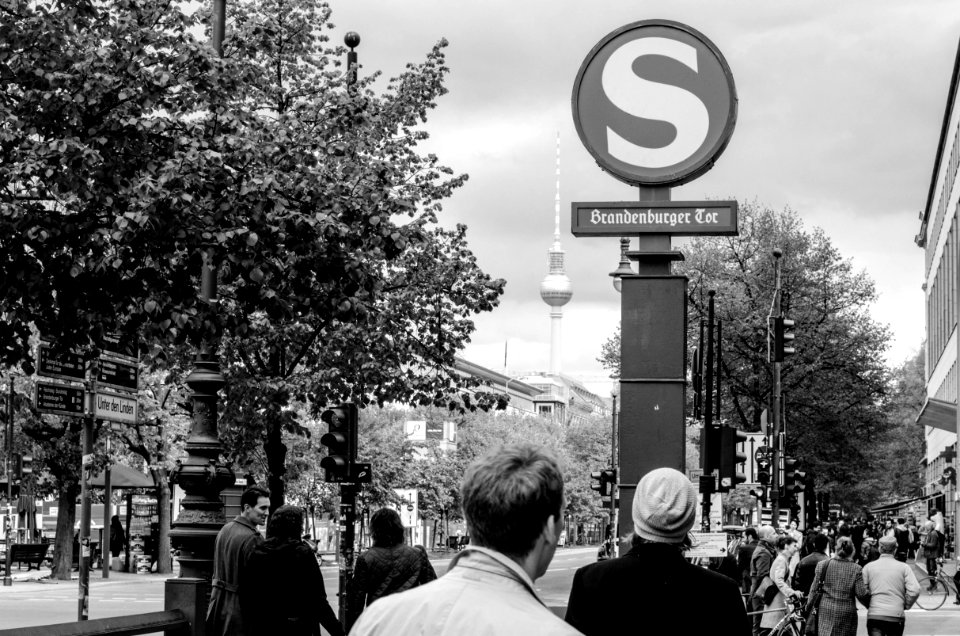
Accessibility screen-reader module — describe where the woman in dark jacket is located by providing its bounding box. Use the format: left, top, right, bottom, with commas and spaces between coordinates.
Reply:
109, 515, 126, 558
346, 508, 437, 632
246, 505, 343, 636
806, 536, 870, 636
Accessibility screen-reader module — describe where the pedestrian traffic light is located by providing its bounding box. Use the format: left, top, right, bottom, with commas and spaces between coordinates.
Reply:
20, 455, 32, 476
718, 426, 747, 492
773, 316, 796, 362
701, 423, 721, 473
320, 403, 358, 482
782, 457, 801, 496
756, 458, 771, 485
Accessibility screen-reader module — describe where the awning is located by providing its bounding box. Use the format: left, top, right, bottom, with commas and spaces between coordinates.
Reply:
916, 397, 957, 433
89, 464, 154, 489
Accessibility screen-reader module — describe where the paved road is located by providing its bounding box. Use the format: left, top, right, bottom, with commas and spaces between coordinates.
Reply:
0, 548, 957, 635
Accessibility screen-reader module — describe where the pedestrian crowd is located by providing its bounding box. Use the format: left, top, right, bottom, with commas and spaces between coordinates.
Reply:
201, 453, 954, 636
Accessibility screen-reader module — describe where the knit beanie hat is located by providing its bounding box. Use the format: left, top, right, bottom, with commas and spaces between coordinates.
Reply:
632, 467, 697, 543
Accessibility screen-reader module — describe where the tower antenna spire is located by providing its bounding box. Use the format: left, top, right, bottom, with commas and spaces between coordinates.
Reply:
540, 132, 572, 376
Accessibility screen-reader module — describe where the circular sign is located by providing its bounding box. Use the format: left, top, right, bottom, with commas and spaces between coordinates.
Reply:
572, 20, 738, 187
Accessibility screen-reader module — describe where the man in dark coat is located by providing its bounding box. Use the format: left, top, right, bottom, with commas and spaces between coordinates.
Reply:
565, 467, 750, 636
737, 527, 759, 595
792, 533, 829, 595
247, 505, 343, 636
206, 486, 270, 636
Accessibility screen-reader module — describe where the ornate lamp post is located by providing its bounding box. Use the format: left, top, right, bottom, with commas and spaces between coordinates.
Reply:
609, 237, 633, 292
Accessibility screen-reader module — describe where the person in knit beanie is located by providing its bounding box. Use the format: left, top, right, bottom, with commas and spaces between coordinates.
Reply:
566, 467, 750, 636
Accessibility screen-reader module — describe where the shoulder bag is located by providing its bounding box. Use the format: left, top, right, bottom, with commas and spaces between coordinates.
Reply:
804, 560, 830, 636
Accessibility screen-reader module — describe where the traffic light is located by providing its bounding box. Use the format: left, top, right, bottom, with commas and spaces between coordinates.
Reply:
756, 458, 771, 485
718, 426, 747, 492
20, 455, 32, 477
773, 316, 796, 362
12, 453, 21, 482
701, 423, 721, 473
320, 403, 358, 482
782, 457, 801, 496
590, 470, 609, 497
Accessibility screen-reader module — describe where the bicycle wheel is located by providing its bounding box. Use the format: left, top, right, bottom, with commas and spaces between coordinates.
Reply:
915, 576, 949, 610
770, 618, 802, 636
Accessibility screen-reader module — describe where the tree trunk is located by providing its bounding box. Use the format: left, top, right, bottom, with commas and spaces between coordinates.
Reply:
153, 468, 172, 574
265, 419, 287, 512
51, 484, 78, 580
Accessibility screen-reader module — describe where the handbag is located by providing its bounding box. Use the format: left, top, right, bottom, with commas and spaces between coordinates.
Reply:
804, 561, 830, 636
763, 580, 780, 605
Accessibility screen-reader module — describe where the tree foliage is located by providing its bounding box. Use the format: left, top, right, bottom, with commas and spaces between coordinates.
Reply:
599, 201, 897, 510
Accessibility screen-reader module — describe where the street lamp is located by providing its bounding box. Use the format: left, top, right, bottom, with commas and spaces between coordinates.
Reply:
609, 381, 619, 557
609, 237, 633, 293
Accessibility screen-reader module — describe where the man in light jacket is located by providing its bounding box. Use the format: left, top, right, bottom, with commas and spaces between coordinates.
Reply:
861, 534, 920, 636
350, 444, 581, 636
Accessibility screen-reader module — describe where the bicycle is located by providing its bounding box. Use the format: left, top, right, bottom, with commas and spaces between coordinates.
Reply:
915, 557, 958, 610
768, 593, 807, 636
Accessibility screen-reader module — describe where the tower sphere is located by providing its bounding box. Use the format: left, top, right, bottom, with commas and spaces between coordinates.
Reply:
540, 273, 573, 307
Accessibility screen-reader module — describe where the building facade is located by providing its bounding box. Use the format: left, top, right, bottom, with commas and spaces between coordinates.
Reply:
916, 36, 960, 557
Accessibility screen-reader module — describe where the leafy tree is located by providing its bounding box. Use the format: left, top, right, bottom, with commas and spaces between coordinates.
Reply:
598, 201, 893, 510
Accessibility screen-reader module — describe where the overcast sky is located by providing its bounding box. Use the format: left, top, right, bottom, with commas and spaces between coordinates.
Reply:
329, 0, 959, 391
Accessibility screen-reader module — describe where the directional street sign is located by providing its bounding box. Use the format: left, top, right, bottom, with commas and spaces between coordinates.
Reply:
36, 382, 86, 417
94, 391, 137, 425
97, 357, 139, 393
101, 333, 137, 361
37, 343, 86, 382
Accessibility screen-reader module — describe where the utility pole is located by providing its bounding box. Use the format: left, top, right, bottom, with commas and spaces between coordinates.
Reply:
770, 249, 783, 529
4, 379, 12, 586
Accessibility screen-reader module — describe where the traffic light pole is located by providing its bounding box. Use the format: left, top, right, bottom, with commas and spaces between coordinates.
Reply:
4, 379, 12, 586
337, 483, 358, 632
770, 250, 782, 529
701, 291, 716, 532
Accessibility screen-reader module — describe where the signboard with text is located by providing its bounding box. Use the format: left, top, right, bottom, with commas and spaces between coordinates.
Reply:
571, 201, 737, 236
97, 356, 139, 393
94, 391, 137, 425
37, 343, 86, 382
35, 382, 86, 417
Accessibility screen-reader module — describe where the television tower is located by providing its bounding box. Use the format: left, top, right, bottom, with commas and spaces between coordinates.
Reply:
539, 133, 573, 376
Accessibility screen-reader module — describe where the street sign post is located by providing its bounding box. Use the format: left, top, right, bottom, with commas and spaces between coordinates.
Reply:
35, 382, 86, 417
571, 19, 738, 544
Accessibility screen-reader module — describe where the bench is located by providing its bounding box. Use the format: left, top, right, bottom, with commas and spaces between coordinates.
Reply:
0, 609, 190, 636
9, 543, 50, 571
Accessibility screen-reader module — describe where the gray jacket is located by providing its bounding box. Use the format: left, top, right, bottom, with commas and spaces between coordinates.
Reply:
861, 553, 920, 619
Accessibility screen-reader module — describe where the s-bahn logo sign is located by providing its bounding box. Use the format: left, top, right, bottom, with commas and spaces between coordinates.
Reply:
572, 20, 738, 187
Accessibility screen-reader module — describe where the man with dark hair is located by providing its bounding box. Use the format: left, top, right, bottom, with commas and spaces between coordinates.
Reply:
737, 527, 759, 595
793, 533, 830, 595
206, 485, 270, 636
247, 505, 343, 636
565, 468, 749, 635
350, 444, 580, 635
346, 508, 436, 631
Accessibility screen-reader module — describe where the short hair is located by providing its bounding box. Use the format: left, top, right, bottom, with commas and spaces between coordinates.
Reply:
267, 505, 303, 540
896, 517, 905, 524
879, 538, 897, 554
836, 535, 855, 559
744, 527, 758, 541
241, 485, 270, 510
370, 508, 405, 547
776, 535, 797, 551
461, 443, 564, 559
813, 534, 829, 552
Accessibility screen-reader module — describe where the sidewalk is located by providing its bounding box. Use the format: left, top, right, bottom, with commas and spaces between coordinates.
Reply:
3, 563, 179, 586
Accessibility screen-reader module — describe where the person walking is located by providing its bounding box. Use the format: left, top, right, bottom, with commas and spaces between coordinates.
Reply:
749, 525, 777, 636
350, 444, 581, 635
793, 533, 830, 596
346, 508, 437, 631
246, 505, 343, 636
206, 485, 271, 636
892, 518, 912, 563
760, 535, 801, 636
109, 515, 126, 560
564, 467, 749, 635
806, 536, 870, 636
920, 520, 940, 581
860, 534, 919, 636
